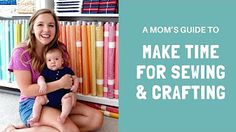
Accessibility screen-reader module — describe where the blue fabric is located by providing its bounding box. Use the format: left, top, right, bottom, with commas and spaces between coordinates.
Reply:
41, 67, 74, 110
19, 98, 35, 127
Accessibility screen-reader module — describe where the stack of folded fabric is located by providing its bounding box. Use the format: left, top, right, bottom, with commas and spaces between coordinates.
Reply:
82, 0, 118, 14
82, 0, 99, 14
80, 101, 119, 119
0, 0, 17, 14
54, 0, 83, 14
98, 0, 118, 14
16, 0, 35, 14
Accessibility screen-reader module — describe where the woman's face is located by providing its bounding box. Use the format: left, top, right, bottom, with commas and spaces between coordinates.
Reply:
32, 13, 56, 46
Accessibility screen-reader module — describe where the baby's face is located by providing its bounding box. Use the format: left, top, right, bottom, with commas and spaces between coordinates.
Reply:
46, 50, 64, 71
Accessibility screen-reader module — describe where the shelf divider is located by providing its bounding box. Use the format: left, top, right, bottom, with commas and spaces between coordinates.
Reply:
0, 81, 119, 107
77, 94, 119, 107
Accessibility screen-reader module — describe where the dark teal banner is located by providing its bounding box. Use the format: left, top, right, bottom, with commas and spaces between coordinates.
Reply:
119, 0, 236, 131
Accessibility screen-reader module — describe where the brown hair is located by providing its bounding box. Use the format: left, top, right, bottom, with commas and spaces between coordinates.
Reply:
22, 8, 63, 72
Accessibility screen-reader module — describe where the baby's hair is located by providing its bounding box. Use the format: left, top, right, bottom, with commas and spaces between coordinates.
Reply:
47, 47, 62, 54
45, 46, 64, 59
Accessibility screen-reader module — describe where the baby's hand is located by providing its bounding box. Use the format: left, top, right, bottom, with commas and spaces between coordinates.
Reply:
38, 82, 47, 94
71, 76, 79, 93
71, 85, 77, 93
37, 76, 47, 94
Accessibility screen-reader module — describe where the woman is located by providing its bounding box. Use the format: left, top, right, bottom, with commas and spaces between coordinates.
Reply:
5, 9, 103, 132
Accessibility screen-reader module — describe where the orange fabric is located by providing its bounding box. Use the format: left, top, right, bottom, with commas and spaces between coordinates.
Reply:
96, 22, 104, 97
66, 23, 71, 67
61, 22, 67, 45
70, 23, 77, 74
81, 22, 90, 95
75, 21, 83, 93
86, 22, 92, 94
90, 22, 97, 96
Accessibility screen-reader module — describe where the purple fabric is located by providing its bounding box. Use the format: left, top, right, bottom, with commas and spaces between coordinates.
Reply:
8, 45, 40, 101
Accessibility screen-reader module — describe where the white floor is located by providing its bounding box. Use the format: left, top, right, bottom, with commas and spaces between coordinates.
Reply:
0, 91, 21, 131
0, 88, 118, 132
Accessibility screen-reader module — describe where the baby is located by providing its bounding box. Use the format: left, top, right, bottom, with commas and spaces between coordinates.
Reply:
29, 47, 79, 125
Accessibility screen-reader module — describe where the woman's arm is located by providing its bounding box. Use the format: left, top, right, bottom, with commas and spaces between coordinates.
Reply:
14, 70, 73, 97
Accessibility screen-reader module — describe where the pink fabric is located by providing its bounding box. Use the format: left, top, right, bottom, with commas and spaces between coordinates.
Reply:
103, 22, 109, 97
107, 22, 115, 99
114, 23, 119, 99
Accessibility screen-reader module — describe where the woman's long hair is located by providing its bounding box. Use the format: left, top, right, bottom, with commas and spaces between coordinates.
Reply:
21, 8, 67, 72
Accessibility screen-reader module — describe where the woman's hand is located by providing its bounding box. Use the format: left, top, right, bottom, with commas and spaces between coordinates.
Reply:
71, 76, 79, 92
59, 74, 73, 89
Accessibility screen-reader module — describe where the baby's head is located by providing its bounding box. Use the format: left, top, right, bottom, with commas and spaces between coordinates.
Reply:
45, 47, 64, 71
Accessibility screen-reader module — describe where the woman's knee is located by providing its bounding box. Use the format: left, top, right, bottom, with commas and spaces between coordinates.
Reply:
90, 110, 104, 130
40, 107, 79, 132
70, 103, 104, 131
60, 118, 80, 132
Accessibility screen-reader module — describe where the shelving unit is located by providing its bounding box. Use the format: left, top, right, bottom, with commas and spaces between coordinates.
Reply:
0, 83, 119, 107
54, 0, 119, 107
0, 0, 119, 108
0, 81, 118, 107
78, 94, 118, 107
1, 13, 118, 18
0, 13, 32, 18
56, 13, 119, 18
